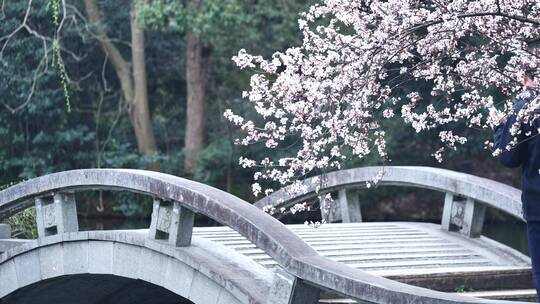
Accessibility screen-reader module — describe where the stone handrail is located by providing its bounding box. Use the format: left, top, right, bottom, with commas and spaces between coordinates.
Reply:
255, 166, 524, 232
0, 169, 527, 304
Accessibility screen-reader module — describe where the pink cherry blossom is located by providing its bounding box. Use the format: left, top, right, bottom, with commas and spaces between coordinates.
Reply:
226, 0, 540, 215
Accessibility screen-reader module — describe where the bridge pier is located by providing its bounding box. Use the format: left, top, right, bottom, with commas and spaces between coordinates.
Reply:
149, 198, 195, 246
0, 224, 10, 239
267, 268, 319, 304
0, 167, 531, 304
337, 189, 362, 223
321, 189, 362, 223
441, 192, 486, 238
35, 193, 78, 238
0, 224, 30, 254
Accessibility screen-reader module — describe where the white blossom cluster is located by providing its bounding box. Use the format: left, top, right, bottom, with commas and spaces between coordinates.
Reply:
226, 0, 540, 209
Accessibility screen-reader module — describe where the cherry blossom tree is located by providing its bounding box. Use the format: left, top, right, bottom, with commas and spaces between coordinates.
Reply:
226, 0, 540, 211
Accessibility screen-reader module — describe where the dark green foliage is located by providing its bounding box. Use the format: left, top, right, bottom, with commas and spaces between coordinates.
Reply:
0, 0, 518, 226
3, 208, 38, 239
1, 2, 94, 184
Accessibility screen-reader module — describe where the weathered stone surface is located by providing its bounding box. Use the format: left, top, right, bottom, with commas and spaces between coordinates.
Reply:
389, 267, 534, 292
54, 192, 79, 234
34, 193, 78, 238
112, 242, 141, 278
0, 168, 529, 304
441, 192, 455, 231
169, 203, 195, 247
267, 268, 319, 304
267, 268, 296, 304
0, 260, 18, 297
442, 194, 487, 238
35, 196, 51, 237
321, 194, 342, 223
255, 166, 524, 222
0, 224, 11, 238
0, 231, 271, 304
163, 259, 195, 296
462, 198, 487, 238
63, 241, 89, 275
157, 202, 173, 232
188, 272, 222, 304
338, 189, 362, 223
0, 239, 30, 253
149, 199, 195, 247
39, 244, 64, 280
42, 203, 56, 229
137, 247, 167, 286
217, 290, 243, 304
14, 250, 41, 287
88, 241, 113, 274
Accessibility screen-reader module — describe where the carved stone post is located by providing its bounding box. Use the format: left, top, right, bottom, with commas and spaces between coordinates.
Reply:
320, 193, 342, 223
35, 193, 78, 238
338, 189, 362, 223
0, 224, 10, 239
149, 198, 195, 246
441, 192, 486, 238
266, 268, 320, 304
441, 192, 454, 231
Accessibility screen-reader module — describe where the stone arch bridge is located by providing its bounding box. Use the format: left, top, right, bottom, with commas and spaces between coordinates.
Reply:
0, 167, 534, 303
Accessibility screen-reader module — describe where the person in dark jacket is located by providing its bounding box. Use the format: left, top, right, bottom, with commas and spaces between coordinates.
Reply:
494, 69, 540, 298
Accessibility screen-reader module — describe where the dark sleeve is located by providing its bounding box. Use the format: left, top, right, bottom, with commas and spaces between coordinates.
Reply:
493, 99, 529, 168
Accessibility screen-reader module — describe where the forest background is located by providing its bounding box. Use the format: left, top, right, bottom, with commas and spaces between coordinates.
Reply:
0, 0, 520, 226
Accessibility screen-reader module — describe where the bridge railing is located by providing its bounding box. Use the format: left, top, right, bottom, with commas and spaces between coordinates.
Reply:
255, 166, 524, 238
0, 169, 528, 304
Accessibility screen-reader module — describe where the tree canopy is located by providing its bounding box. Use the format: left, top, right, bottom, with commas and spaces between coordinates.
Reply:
227, 0, 540, 203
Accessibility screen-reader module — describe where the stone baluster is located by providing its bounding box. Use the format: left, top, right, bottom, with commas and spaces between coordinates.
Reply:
320, 192, 342, 223
35, 192, 78, 238
0, 224, 11, 254
266, 268, 320, 304
338, 188, 362, 223
441, 192, 486, 238
148, 198, 195, 247
0, 224, 31, 253
0, 224, 10, 239
320, 189, 363, 223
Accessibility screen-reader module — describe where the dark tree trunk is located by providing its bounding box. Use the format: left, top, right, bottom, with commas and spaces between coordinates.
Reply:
183, 33, 210, 175
130, 3, 159, 170
84, 0, 159, 170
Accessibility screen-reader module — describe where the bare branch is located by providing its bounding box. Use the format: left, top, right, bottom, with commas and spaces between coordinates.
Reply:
408, 11, 540, 34
0, 0, 33, 59
1, 51, 47, 113
83, 0, 133, 103
0, 0, 5, 20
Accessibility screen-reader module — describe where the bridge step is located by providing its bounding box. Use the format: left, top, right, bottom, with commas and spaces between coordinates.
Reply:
385, 267, 534, 291
458, 289, 538, 302
194, 222, 531, 274
194, 222, 533, 302
320, 289, 538, 303
318, 267, 534, 302
319, 288, 539, 303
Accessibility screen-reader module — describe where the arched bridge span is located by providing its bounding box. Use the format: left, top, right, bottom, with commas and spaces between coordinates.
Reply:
0, 168, 532, 304
2, 274, 190, 304
256, 166, 523, 237
0, 229, 270, 304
